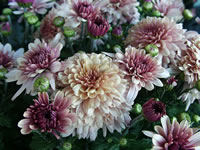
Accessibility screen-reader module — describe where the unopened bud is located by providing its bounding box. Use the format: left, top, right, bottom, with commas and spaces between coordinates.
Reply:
63, 27, 75, 37
2, 8, 12, 16
183, 9, 193, 20
62, 142, 72, 150
178, 112, 191, 123
120, 138, 127, 146
107, 138, 112, 143
145, 44, 159, 57
193, 115, 200, 123
27, 15, 39, 25
24, 12, 34, 19
0, 68, 7, 79
132, 103, 142, 114
143, 2, 153, 11
34, 77, 50, 92
53, 16, 65, 27
151, 10, 161, 17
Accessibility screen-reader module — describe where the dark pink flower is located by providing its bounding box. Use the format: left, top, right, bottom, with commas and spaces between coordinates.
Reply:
143, 115, 200, 149
142, 98, 166, 122
18, 91, 76, 139
87, 15, 110, 37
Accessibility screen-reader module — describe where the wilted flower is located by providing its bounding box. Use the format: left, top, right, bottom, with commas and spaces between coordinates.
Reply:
179, 89, 200, 111
39, 8, 62, 42
142, 98, 166, 122
152, 0, 184, 21
125, 17, 186, 67
9, 0, 55, 15
87, 15, 110, 37
143, 115, 200, 149
6, 34, 63, 100
57, 52, 131, 141
100, 0, 140, 25
18, 91, 76, 139
105, 46, 169, 104
0, 43, 24, 70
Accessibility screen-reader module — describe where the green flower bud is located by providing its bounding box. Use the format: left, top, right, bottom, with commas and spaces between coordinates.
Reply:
0, 15, 8, 21
193, 115, 200, 123
151, 10, 161, 17
24, 12, 34, 19
107, 138, 112, 143
183, 9, 193, 20
27, 15, 39, 25
34, 21, 41, 28
120, 138, 127, 146
132, 103, 142, 114
137, 6, 143, 13
0, 68, 7, 79
178, 112, 191, 123
106, 44, 111, 49
53, 16, 65, 27
2, 8, 12, 16
109, 26, 113, 32
63, 27, 75, 37
143, 2, 153, 12
62, 142, 72, 150
34, 77, 50, 92
195, 80, 200, 91
145, 44, 159, 57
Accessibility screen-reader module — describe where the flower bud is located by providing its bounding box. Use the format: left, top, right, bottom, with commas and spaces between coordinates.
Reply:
106, 44, 111, 49
34, 77, 50, 92
193, 115, 200, 123
119, 138, 127, 146
151, 10, 161, 17
195, 80, 200, 91
24, 12, 34, 19
165, 76, 177, 91
27, 15, 39, 25
53, 16, 65, 27
34, 21, 41, 28
183, 9, 193, 20
62, 142, 72, 150
137, 6, 143, 13
0, 15, 8, 22
2, 8, 12, 16
132, 103, 142, 114
112, 26, 123, 37
63, 27, 75, 37
107, 138, 113, 143
0, 68, 7, 79
143, 2, 153, 11
1, 22, 11, 36
178, 112, 191, 123
145, 44, 159, 57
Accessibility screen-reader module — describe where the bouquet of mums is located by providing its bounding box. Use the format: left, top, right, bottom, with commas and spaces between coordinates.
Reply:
1, 0, 200, 149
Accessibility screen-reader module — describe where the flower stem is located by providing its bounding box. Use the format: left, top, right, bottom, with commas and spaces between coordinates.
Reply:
81, 22, 86, 40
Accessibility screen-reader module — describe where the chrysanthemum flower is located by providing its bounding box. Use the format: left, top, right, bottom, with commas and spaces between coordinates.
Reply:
152, 0, 184, 21
105, 46, 169, 104
100, 0, 140, 25
143, 115, 200, 149
125, 17, 186, 67
6, 34, 63, 100
39, 8, 62, 42
9, 0, 55, 15
0, 42, 24, 70
18, 91, 76, 139
87, 15, 110, 37
57, 52, 131, 141
142, 98, 166, 122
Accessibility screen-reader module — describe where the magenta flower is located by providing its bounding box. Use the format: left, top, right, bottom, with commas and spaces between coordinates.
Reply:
142, 98, 166, 122
87, 15, 110, 37
18, 91, 76, 139
105, 46, 169, 104
143, 115, 200, 149
6, 34, 63, 100
0, 43, 24, 70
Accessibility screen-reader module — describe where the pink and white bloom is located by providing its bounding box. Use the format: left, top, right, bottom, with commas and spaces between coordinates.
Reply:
18, 91, 76, 139
100, 0, 140, 25
105, 46, 169, 104
152, 0, 184, 21
0, 43, 24, 70
6, 34, 63, 100
57, 52, 131, 141
143, 115, 200, 150
125, 17, 186, 68
9, 0, 55, 15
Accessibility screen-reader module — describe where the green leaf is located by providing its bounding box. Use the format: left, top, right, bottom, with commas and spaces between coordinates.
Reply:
30, 133, 58, 150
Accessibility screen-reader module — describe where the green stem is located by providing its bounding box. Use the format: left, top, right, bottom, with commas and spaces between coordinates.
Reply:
81, 21, 86, 40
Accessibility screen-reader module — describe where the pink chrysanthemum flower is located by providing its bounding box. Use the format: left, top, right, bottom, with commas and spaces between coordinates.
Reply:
87, 15, 110, 37
125, 17, 186, 67
143, 115, 200, 150
9, 0, 55, 15
39, 8, 62, 42
105, 46, 169, 104
0, 43, 24, 70
100, 0, 140, 25
152, 0, 184, 21
18, 91, 76, 139
56, 0, 102, 29
6, 34, 63, 100
143, 98, 166, 122
57, 52, 131, 141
